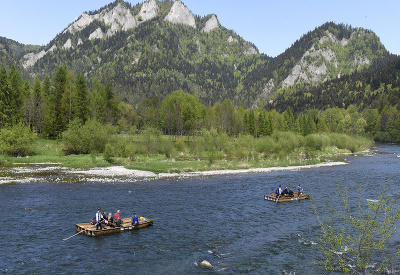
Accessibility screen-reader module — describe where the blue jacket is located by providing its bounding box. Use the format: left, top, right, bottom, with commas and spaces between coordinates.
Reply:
132, 214, 139, 225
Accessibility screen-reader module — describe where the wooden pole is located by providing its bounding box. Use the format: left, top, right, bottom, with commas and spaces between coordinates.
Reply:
63, 224, 96, 241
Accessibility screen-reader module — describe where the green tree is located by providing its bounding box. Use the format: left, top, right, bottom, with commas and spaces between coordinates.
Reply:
6, 65, 24, 126
25, 75, 44, 134
61, 71, 76, 124
44, 66, 68, 139
0, 65, 9, 127
283, 107, 294, 131
74, 72, 89, 123
90, 78, 107, 122
161, 90, 203, 136
248, 110, 255, 136
312, 184, 400, 274
0, 123, 37, 156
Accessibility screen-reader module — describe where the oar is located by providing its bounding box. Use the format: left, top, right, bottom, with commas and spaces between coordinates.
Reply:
63, 224, 96, 241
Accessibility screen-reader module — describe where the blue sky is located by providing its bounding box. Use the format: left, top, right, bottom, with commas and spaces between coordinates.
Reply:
1, 0, 399, 57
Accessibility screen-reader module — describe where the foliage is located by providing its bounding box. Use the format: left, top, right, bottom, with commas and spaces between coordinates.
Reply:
0, 123, 36, 156
62, 119, 113, 154
312, 184, 400, 274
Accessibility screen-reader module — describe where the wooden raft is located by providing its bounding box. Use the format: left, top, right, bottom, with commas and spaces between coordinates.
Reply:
264, 193, 310, 203
76, 217, 153, 237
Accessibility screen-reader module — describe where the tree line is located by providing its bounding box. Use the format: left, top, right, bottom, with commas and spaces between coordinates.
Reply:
2, 64, 397, 144
0, 65, 127, 138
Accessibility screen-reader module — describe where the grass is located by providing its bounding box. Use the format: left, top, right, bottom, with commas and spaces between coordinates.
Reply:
0, 132, 373, 173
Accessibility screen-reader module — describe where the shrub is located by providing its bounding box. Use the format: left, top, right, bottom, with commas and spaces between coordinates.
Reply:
161, 140, 175, 159
62, 119, 113, 154
304, 133, 329, 151
256, 136, 276, 156
103, 143, 113, 163
175, 138, 186, 152
0, 123, 37, 156
125, 143, 137, 161
272, 131, 302, 154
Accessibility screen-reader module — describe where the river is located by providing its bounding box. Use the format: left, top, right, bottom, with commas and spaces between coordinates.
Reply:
0, 144, 399, 274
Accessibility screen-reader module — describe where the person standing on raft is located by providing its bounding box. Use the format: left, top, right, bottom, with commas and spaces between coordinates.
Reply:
276, 185, 282, 199
132, 212, 139, 226
297, 184, 302, 197
95, 208, 103, 230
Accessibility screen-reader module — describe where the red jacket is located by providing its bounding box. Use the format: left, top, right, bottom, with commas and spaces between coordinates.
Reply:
113, 212, 121, 221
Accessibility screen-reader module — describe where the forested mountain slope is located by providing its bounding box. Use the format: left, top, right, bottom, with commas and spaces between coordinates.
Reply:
0, 0, 396, 109
272, 55, 400, 113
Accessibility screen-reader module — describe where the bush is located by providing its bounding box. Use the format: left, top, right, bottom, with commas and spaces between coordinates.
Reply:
125, 143, 137, 161
62, 119, 113, 154
103, 143, 113, 163
255, 136, 276, 156
175, 138, 186, 152
0, 123, 37, 156
304, 133, 329, 151
161, 140, 174, 159
272, 131, 302, 154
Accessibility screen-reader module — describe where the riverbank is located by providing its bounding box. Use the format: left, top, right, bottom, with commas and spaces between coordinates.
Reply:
0, 160, 349, 185
73, 161, 349, 179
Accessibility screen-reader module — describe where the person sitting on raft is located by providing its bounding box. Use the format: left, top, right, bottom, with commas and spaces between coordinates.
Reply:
282, 187, 289, 196
288, 188, 294, 197
113, 210, 122, 227
132, 212, 139, 226
102, 211, 109, 226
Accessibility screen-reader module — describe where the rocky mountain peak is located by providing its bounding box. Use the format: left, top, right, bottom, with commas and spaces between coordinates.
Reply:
137, 0, 159, 22
63, 2, 136, 37
164, 0, 196, 28
63, 13, 94, 35
265, 27, 377, 97
202, 15, 219, 32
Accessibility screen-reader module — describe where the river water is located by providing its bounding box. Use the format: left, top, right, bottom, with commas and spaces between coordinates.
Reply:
0, 144, 399, 274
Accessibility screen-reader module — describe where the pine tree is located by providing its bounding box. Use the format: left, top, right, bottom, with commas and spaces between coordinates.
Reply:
248, 110, 255, 136
25, 75, 44, 134
75, 72, 89, 123
0, 65, 9, 127
7, 65, 24, 126
44, 66, 67, 139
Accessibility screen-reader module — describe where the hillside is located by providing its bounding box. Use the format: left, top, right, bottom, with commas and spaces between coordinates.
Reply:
0, 0, 395, 109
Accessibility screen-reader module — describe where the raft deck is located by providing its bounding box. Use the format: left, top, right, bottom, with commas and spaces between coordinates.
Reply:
76, 217, 153, 236
264, 193, 310, 202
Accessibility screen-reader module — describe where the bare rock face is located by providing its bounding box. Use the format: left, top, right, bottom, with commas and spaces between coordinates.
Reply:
137, 0, 159, 22
89, 28, 105, 40
164, 0, 196, 28
22, 45, 57, 69
244, 46, 257, 55
63, 38, 73, 50
102, 2, 136, 34
227, 35, 238, 43
23, 51, 46, 68
202, 15, 219, 32
281, 45, 337, 87
63, 13, 95, 34
266, 29, 372, 94
64, 3, 136, 38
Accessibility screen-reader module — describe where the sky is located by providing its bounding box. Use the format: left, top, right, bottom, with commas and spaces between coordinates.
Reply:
0, 0, 399, 57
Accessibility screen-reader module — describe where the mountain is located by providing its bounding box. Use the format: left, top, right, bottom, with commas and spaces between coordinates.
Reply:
0, 0, 396, 109
258, 22, 393, 106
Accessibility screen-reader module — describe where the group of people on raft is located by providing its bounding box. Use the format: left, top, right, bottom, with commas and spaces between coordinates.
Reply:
275, 184, 302, 199
93, 208, 140, 230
